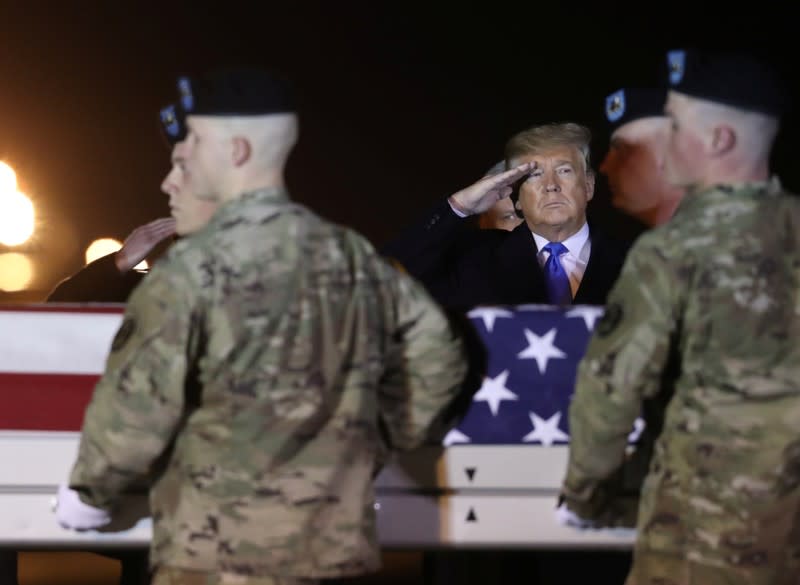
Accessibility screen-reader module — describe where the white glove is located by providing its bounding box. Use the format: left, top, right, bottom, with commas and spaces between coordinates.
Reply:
555, 503, 596, 530
555, 503, 637, 537
54, 484, 112, 530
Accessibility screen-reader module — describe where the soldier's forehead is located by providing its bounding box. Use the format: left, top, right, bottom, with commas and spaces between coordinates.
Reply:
613, 117, 668, 140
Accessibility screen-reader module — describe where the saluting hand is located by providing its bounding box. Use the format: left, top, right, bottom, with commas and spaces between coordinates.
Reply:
114, 217, 177, 273
448, 162, 534, 216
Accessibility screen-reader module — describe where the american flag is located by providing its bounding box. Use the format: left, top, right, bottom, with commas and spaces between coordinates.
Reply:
443, 304, 644, 446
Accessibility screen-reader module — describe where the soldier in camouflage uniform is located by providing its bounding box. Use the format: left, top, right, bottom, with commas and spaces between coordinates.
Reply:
559, 50, 800, 584
55, 69, 470, 585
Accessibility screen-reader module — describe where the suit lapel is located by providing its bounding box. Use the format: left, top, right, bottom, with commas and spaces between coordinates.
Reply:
494, 223, 549, 303
574, 228, 620, 305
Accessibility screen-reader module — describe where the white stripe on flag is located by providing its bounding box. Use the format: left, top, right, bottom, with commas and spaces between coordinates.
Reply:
0, 311, 123, 374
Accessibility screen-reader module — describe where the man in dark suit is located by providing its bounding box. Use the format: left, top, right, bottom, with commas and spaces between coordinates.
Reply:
383, 122, 628, 311
384, 122, 633, 585
46, 217, 175, 303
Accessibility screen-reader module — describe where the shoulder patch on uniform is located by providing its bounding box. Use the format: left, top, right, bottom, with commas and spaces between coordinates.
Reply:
111, 317, 137, 352
596, 303, 623, 337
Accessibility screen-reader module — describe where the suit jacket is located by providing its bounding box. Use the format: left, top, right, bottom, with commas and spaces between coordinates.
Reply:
382, 200, 629, 311
46, 253, 145, 303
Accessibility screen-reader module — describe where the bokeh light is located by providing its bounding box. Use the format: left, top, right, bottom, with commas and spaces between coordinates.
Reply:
0, 161, 17, 194
85, 238, 122, 264
0, 253, 34, 291
85, 238, 148, 269
0, 190, 35, 246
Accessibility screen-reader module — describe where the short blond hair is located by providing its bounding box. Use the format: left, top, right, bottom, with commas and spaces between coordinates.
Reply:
504, 122, 593, 174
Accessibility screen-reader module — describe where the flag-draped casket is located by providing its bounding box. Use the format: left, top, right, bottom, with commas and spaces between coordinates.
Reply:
0, 304, 635, 548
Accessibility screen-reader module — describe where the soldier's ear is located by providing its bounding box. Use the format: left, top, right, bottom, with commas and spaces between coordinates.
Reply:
231, 136, 252, 167
710, 125, 736, 157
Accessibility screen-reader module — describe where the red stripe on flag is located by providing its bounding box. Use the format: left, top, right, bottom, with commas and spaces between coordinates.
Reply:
0, 373, 99, 431
0, 304, 125, 314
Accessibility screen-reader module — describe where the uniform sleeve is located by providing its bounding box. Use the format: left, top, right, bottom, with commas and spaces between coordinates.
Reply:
377, 269, 469, 450
561, 237, 685, 522
68, 260, 201, 509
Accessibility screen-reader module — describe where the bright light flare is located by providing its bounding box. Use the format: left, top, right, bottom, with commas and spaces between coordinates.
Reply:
84, 238, 148, 270
85, 238, 122, 264
0, 253, 33, 291
0, 190, 35, 246
0, 162, 17, 194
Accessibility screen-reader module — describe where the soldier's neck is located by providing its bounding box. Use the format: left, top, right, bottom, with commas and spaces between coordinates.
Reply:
219, 170, 286, 204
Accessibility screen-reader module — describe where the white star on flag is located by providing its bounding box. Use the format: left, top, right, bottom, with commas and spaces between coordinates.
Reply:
522, 411, 569, 446
443, 428, 471, 446
473, 370, 518, 416
565, 306, 605, 331
468, 307, 514, 332
517, 328, 566, 373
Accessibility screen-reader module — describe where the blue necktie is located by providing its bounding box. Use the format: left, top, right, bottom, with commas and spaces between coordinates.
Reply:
542, 242, 572, 305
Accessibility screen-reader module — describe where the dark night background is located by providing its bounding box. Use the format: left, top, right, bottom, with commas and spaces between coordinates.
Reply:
1, 2, 798, 299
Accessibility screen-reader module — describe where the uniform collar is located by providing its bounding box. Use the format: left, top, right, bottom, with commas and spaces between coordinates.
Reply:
674, 176, 783, 217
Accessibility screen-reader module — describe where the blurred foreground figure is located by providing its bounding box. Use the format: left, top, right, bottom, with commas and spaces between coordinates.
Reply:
30, 104, 213, 585
55, 68, 469, 585
561, 49, 800, 585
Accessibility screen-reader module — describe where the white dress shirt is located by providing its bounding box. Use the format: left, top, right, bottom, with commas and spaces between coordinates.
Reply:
532, 223, 591, 299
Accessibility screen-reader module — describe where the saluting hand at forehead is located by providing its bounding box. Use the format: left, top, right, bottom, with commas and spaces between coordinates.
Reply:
448, 162, 535, 216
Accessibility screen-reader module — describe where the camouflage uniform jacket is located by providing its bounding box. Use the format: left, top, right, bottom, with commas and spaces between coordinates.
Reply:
562, 179, 800, 581
69, 187, 467, 578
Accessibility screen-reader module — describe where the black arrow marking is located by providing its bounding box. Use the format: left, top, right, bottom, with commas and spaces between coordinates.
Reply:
465, 467, 476, 481
466, 507, 477, 522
